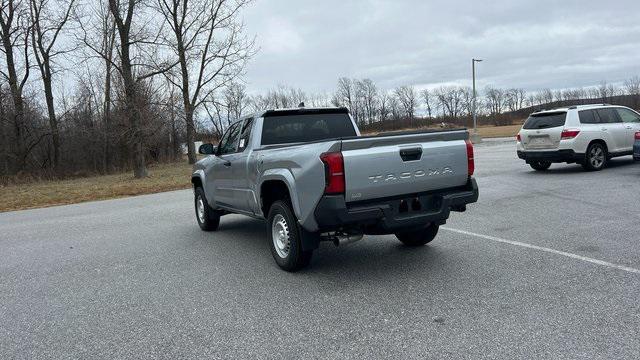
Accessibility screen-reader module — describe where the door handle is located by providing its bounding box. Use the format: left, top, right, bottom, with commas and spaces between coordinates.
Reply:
601, 128, 608, 131
223, 160, 231, 167
625, 126, 633, 129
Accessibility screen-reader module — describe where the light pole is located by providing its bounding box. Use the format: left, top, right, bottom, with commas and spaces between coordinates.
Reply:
471, 58, 483, 142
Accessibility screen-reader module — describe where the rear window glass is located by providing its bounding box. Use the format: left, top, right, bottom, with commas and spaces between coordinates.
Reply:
523, 112, 567, 129
261, 113, 357, 145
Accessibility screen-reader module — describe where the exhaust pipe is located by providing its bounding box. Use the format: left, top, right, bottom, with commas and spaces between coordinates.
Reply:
322, 232, 364, 247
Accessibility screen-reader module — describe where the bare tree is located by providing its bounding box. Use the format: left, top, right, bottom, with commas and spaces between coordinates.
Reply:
223, 81, 248, 120
420, 88, 432, 118
484, 86, 506, 125
29, 0, 76, 173
335, 77, 355, 120
158, 0, 255, 164
394, 85, 417, 120
624, 76, 640, 108
434, 86, 463, 120
108, 0, 176, 178
0, 0, 30, 172
598, 81, 616, 103
356, 78, 377, 124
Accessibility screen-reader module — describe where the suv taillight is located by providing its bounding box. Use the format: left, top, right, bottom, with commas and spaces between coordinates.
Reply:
465, 139, 475, 176
635, 131, 640, 140
320, 152, 345, 195
516, 133, 521, 142
561, 129, 580, 140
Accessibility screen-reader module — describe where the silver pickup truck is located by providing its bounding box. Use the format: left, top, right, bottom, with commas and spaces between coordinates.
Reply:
192, 107, 478, 271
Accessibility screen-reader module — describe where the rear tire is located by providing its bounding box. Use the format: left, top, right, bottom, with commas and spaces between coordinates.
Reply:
582, 142, 607, 171
195, 187, 220, 231
529, 161, 552, 171
395, 223, 439, 246
267, 200, 313, 272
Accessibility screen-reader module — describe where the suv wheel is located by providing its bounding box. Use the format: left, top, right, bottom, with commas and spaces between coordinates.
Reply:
529, 161, 552, 171
395, 223, 439, 246
267, 200, 313, 272
195, 187, 220, 231
582, 142, 607, 171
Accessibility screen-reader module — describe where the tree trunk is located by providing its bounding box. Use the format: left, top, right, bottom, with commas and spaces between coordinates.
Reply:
176, 35, 196, 165
185, 108, 196, 164
112, 0, 147, 179
0, 87, 7, 175
1, 34, 26, 173
103, 58, 113, 173
42, 65, 61, 174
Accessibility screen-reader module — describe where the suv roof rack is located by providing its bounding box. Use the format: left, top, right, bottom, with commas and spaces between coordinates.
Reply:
568, 103, 611, 110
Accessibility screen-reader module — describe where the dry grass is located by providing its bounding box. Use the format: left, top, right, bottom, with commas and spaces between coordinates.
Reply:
475, 124, 522, 138
363, 124, 523, 138
0, 161, 193, 213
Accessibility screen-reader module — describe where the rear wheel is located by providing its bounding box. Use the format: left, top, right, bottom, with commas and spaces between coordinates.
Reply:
529, 160, 552, 171
395, 223, 439, 246
582, 142, 607, 171
194, 187, 220, 231
267, 200, 313, 272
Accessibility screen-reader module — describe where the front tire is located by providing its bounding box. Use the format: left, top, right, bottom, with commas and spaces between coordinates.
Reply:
529, 161, 552, 171
582, 142, 607, 171
195, 187, 220, 231
395, 223, 439, 246
267, 201, 313, 272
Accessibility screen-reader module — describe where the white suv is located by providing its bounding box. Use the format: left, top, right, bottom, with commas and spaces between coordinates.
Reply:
516, 104, 640, 171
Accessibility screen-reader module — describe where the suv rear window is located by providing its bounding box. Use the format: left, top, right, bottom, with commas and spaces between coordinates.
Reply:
261, 113, 357, 145
523, 112, 567, 129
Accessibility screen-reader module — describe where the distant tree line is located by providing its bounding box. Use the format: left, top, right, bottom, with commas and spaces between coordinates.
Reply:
208, 76, 640, 134
2, 0, 640, 182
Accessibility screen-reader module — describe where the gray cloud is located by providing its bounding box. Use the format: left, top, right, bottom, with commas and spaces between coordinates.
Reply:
241, 0, 640, 93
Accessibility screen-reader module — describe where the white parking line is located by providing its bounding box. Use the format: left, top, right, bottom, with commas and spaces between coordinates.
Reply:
441, 227, 640, 275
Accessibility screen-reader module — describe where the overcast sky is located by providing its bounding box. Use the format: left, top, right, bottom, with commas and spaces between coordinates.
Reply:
241, 0, 640, 94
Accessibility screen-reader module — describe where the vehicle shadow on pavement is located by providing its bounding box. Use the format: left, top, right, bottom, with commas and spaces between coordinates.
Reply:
526, 158, 637, 174
199, 215, 457, 280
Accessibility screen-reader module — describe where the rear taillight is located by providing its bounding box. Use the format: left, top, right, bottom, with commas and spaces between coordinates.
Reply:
561, 129, 580, 140
516, 133, 521, 142
465, 139, 475, 176
635, 131, 640, 140
320, 152, 345, 195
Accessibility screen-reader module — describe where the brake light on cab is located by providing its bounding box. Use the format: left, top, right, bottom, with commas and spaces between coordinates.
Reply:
320, 152, 345, 195
561, 129, 580, 140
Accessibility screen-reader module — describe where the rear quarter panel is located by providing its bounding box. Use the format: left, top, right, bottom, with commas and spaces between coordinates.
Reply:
255, 141, 338, 232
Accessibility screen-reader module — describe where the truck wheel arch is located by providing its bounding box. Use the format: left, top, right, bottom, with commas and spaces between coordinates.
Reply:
259, 176, 301, 220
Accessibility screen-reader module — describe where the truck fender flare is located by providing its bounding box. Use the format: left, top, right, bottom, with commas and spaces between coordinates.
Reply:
258, 170, 303, 220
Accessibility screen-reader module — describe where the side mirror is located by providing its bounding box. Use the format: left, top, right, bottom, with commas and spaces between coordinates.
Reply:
198, 143, 217, 155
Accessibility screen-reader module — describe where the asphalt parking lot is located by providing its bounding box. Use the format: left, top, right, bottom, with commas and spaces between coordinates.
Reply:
1, 140, 639, 359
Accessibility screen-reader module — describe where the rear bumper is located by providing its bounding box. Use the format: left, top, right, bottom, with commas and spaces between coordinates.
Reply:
517, 150, 584, 163
314, 178, 479, 235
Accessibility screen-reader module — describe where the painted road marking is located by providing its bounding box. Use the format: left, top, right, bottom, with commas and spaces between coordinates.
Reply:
442, 227, 640, 275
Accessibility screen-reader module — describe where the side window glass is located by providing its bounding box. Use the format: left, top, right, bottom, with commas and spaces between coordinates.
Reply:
218, 122, 241, 155
216, 128, 231, 154
615, 108, 640, 123
595, 109, 620, 124
579, 110, 598, 124
238, 118, 254, 152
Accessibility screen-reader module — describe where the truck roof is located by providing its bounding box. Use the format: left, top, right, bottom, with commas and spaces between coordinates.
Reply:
248, 106, 350, 119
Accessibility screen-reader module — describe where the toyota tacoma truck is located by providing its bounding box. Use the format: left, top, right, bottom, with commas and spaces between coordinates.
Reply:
192, 107, 478, 271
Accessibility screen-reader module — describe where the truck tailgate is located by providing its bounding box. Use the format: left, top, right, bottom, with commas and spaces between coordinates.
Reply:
340, 130, 470, 203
